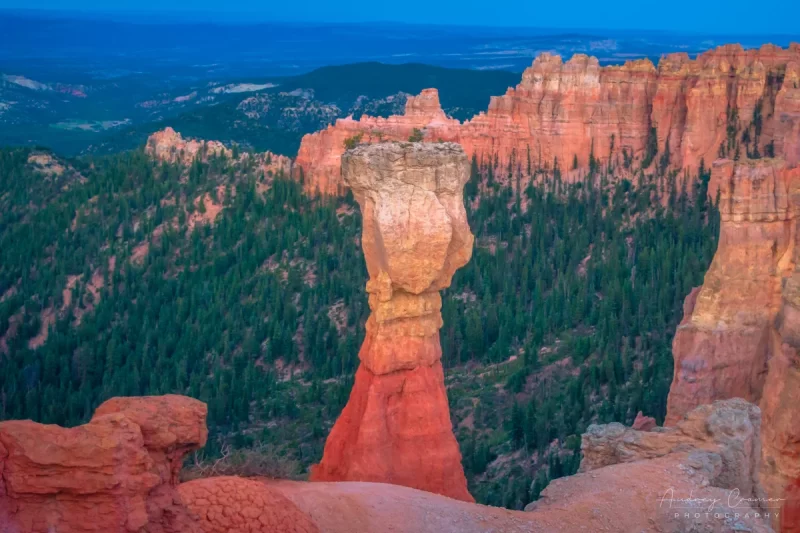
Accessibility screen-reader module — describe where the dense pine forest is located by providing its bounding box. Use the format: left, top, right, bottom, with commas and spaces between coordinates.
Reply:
0, 146, 718, 509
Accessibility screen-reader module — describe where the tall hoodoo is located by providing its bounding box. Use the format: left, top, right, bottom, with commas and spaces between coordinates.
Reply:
310, 142, 474, 502
666, 158, 800, 532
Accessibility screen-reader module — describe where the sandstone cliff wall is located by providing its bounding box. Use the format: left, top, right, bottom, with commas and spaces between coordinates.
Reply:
296, 43, 800, 195
666, 158, 800, 532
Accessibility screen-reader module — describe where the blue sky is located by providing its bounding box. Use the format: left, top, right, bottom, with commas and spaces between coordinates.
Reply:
2, 0, 799, 34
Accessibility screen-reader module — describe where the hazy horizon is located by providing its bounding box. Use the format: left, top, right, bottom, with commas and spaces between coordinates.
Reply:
2, 1, 799, 34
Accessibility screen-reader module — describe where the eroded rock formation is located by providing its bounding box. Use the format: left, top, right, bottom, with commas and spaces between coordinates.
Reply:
0, 394, 779, 532
667, 158, 800, 531
271, 399, 775, 533
296, 43, 800, 195
0, 395, 322, 533
0, 394, 207, 533
309, 142, 474, 502
146, 127, 292, 177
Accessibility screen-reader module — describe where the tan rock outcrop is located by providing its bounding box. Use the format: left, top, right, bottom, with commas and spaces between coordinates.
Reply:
294, 90, 460, 195
667, 158, 800, 531
310, 142, 473, 502
296, 43, 800, 196
146, 127, 292, 178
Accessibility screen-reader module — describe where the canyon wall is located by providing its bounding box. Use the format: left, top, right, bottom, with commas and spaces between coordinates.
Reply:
295, 43, 800, 195
666, 158, 800, 532
308, 142, 474, 502
294, 90, 461, 195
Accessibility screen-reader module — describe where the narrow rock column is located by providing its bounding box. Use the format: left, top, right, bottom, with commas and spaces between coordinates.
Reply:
310, 142, 474, 502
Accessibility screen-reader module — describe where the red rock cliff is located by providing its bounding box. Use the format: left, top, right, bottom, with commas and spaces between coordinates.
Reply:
309, 142, 474, 502
296, 43, 800, 195
666, 158, 800, 532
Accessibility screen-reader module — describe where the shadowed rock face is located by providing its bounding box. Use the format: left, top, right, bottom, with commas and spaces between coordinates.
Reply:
296, 43, 800, 196
310, 142, 474, 502
666, 158, 800, 531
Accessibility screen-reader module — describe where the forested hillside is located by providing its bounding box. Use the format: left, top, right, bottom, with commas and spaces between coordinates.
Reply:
0, 146, 718, 508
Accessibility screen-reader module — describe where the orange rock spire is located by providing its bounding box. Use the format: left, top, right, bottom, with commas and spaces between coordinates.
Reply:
309, 142, 474, 502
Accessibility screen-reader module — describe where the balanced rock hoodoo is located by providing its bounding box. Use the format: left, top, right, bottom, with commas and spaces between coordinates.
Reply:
309, 142, 474, 502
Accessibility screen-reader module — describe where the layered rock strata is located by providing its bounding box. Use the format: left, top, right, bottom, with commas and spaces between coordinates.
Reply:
666, 158, 800, 532
294, 89, 460, 195
309, 142, 474, 502
296, 43, 800, 195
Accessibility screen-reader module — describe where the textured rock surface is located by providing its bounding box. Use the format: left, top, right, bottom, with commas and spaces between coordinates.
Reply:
178, 476, 319, 533
271, 401, 774, 533
0, 394, 780, 533
0, 394, 206, 533
294, 90, 460, 195
146, 127, 292, 177
583, 399, 764, 498
296, 43, 800, 195
631, 410, 657, 431
667, 158, 800, 531
310, 142, 473, 502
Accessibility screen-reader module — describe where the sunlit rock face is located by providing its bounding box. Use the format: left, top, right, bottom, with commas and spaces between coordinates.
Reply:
296, 43, 800, 196
666, 158, 800, 531
310, 142, 474, 502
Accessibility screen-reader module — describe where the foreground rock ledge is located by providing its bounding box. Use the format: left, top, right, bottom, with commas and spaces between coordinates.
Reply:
0, 394, 777, 532
309, 142, 474, 502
